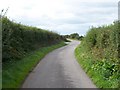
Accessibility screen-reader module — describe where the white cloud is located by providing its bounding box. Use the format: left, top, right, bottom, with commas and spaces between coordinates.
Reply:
0, 0, 119, 35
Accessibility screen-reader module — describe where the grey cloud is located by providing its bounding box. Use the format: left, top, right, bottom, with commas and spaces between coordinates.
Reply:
8, 0, 118, 35
80, 2, 117, 8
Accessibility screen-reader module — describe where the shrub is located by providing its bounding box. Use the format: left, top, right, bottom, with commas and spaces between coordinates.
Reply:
76, 21, 120, 88
2, 17, 63, 62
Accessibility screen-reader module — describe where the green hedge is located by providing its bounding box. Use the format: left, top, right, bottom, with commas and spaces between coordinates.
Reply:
83, 21, 120, 59
2, 17, 63, 62
75, 21, 120, 88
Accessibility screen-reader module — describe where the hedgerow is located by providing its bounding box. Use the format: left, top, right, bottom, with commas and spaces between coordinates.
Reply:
84, 21, 120, 59
2, 17, 63, 62
75, 21, 120, 88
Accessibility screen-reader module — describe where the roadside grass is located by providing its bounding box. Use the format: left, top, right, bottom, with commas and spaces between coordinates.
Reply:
75, 44, 119, 88
0, 68, 1, 89
2, 42, 66, 88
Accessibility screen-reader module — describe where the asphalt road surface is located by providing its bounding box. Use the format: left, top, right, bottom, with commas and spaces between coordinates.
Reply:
22, 40, 97, 88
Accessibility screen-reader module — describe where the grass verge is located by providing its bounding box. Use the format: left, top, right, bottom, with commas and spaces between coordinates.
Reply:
75, 44, 120, 88
2, 41, 66, 88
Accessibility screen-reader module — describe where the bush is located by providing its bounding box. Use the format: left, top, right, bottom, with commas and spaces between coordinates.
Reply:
83, 21, 119, 59
75, 21, 120, 88
2, 17, 63, 62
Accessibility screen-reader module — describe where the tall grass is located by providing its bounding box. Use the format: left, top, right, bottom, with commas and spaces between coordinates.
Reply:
3, 42, 66, 88
75, 21, 120, 88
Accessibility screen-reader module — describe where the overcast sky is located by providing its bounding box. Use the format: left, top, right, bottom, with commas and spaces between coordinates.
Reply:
0, 0, 119, 35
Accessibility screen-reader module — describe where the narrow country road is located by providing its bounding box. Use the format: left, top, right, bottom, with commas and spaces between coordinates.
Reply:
22, 40, 96, 88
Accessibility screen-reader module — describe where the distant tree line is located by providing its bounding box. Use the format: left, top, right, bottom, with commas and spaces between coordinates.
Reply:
63, 33, 84, 40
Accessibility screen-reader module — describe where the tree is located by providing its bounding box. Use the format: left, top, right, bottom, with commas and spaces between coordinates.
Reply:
70, 33, 79, 39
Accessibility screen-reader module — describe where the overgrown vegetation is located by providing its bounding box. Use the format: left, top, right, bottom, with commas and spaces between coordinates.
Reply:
2, 17, 66, 88
3, 42, 66, 88
75, 21, 120, 88
2, 17, 63, 63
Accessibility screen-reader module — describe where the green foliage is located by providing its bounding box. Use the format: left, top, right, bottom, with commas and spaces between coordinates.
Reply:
2, 17, 63, 62
2, 16, 66, 88
64, 33, 84, 40
75, 21, 120, 88
83, 22, 119, 59
75, 43, 120, 88
2, 42, 66, 88
70, 33, 79, 39
84, 28, 97, 49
